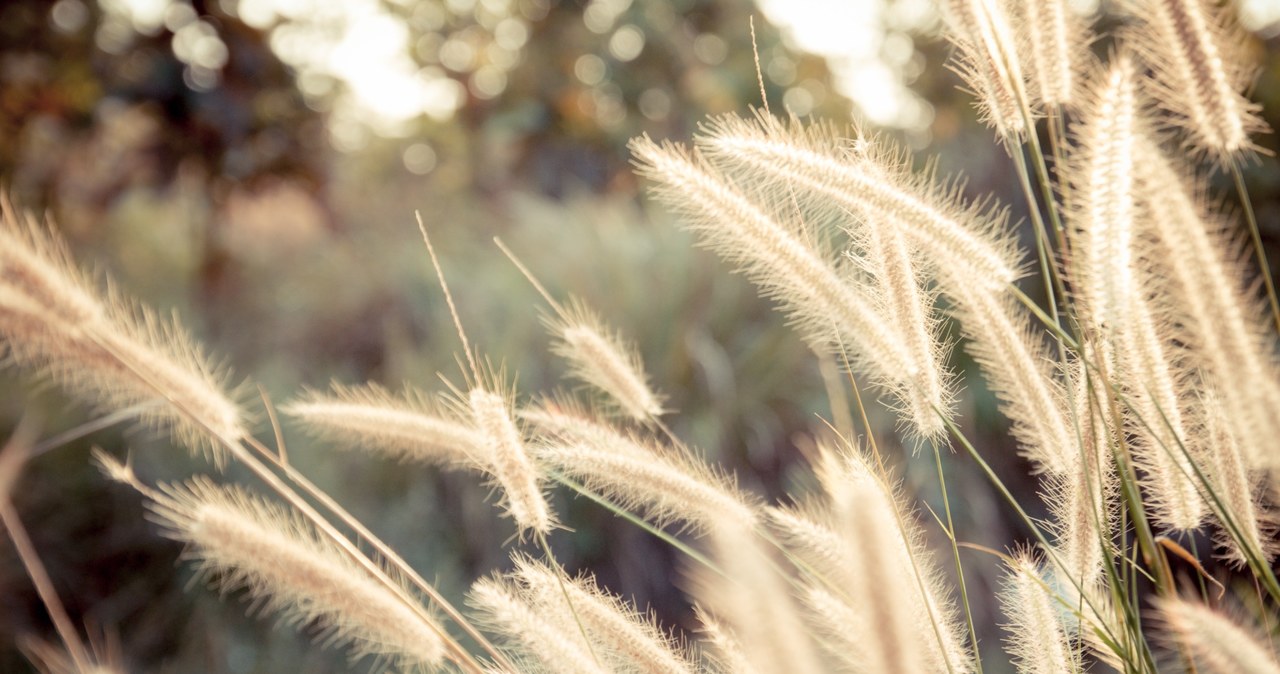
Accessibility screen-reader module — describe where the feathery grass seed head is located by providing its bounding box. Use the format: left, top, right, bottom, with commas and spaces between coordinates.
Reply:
1156, 597, 1280, 674
548, 300, 665, 422
1199, 391, 1274, 567
1122, 0, 1266, 161
631, 132, 953, 439
1117, 295, 1206, 531
1133, 138, 1280, 470
283, 383, 483, 470
147, 477, 446, 671
1047, 364, 1118, 589
694, 521, 826, 674
532, 423, 757, 533
1018, 0, 1087, 109
0, 197, 104, 329
999, 552, 1080, 674
1068, 55, 1141, 334
698, 113, 1023, 288
694, 610, 759, 674
816, 443, 972, 673
0, 202, 246, 456
468, 387, 553, 535
948, 280, 1075, 474
630, 136, 907, 359
943, 0, 1030, 141
510, 557, 696, 674
468, 577, 607, 674
855, 219, 954, 440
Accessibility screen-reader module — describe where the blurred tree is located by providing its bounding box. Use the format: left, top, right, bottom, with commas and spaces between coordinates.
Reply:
0, 0, 329, 220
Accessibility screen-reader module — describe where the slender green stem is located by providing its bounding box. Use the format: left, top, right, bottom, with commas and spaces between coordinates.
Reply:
1010, 147, 1065, 344
1111, 441, 1161, 577
844, 373, 963, 674
1010, 285, 1079, 349
1229, 160, 1280, 334
1089, 345, 1172, 606
228, 439, 490, 674
31, 403, 157, 458
1123, 380, 1280, 603
1047, 112, 1071, 207
535, 531, 603, 668
940, 415, 1131, 658
1009, 66, 1070, 321
549, 472, 722, 574
1023, 127, 1069, 244
929, 440, 983, 674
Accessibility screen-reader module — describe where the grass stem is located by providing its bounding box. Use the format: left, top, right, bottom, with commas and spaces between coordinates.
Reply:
1229, 160, 1280, 334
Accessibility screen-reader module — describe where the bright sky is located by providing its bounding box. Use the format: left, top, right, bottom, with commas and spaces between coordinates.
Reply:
757, 0, 936, 130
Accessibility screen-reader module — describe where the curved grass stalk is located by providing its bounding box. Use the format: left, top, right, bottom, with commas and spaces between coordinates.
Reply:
1121, 388, 1280, 604
548, 471, 721, 575
1016, 274, 1280, 606
125, 409, 489, 673
30, 403, 158, 459
148, 477, 449, 671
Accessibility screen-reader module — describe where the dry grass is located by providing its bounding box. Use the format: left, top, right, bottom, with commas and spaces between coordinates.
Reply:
3, 2, 1280, 673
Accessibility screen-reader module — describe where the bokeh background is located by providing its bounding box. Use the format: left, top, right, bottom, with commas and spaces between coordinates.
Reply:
1, 0, 1279, 672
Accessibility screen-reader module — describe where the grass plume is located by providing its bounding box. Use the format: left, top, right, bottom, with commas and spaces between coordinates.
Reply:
629, 134, 918, 392
1121, 0, 1266, 161
496, 238, 666, 423
548, 300, 665, 423
999, 552, 1081, 674
942, 0, 1029, 142
529, 406, 757, 534
283, 382, 484, 469
1017, 0, 1087, 110
509, 556, 697, 674
0, 201, 245, 457
1156, 597, 1280, 674
469, 576, 606, 674
466, 384, 554, 536
146, 477, 447, 671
